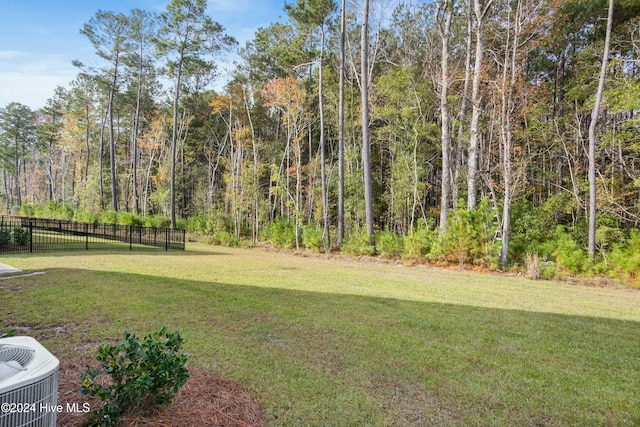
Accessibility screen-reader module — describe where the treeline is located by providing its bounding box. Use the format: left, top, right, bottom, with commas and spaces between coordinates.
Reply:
1, 0, 639, 281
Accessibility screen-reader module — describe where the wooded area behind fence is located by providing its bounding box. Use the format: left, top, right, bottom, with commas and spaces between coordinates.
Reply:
0, 216, 185, 254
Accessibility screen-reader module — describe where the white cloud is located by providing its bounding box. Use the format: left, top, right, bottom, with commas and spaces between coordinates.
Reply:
0, 50, 29, 60
0, 53, 77, 109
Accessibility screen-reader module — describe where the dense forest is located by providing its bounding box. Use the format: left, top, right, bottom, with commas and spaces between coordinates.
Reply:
1, 0, 639, 280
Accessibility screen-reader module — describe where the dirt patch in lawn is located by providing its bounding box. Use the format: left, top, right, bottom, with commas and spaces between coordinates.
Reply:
57, 359, 265, 427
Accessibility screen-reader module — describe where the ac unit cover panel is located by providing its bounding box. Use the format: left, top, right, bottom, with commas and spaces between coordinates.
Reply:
0, 336, 59, 394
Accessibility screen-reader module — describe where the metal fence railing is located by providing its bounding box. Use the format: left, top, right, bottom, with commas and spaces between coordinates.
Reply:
0, 216, 185, 254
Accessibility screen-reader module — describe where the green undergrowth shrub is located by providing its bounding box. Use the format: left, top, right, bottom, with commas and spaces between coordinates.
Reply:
403, 223, 435, 261
377, 230, 404, 259
74, 211, 100, 223
431, 199, 498, 266
184, 206, 232, 235
261, 218, 297, 249
509, 195, 577, 261
144, 215, 172, 229
342, 228, 376, 256
12, 227, 30, 245
17, 203, 174, 229
0, 229, 11, 246
81, 327, 189, 427
302, 224, 324, 252
541, 226, 589, 274
594, 229, 640, 282
19, 201, 74, 219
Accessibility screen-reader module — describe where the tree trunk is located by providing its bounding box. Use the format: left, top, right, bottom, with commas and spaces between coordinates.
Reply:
588, 0, 614, 259
361, 0, 375, 250
131, 41, 143, 215
170, 46, 185, 230
499, 0, 521, 266
108, 53, 120, 212
453, 0, 473, 208
468, 0, 493, 209
99, 106, 106, 210
84, 103, 91, 184
337, 0, 346, 248
13, 135, 21, 207
319, 23, 330, 251
437, 0, 454, 232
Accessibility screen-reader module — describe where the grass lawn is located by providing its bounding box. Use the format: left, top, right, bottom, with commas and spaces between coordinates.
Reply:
1, 243, 640, 426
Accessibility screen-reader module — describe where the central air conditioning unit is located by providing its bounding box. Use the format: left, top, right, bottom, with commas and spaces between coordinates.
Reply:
0, 336, 60, 427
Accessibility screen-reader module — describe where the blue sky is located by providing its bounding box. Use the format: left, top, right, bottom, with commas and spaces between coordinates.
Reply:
0, 0, 288, 109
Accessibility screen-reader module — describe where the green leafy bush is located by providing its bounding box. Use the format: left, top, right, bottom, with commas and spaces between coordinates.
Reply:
98, 210, 120, 225
74, 211, 99, 224
210, 230, 238, 246
81, 328, 189, 426
18, 201, 74, 219
302, 224, 323, 252
431, 199, 497, 266
600, 229, 640, 281
185, 213, 207, 234
378, 230, 404, 259
510, 195, 576, 260
263, 218, 297, 249
12, 227, 30, 245
545, 226, 588, 274
145, 215, 171, 229
0, 229, 11, 246
119, 212, 144, 226
403, 223, 435, 261
342, 229, 376, 256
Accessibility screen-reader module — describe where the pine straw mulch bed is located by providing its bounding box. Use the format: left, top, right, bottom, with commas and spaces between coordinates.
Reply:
56, 359, 265, 427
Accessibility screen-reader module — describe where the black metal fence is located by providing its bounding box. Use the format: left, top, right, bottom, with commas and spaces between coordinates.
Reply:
0, 216, 185, 254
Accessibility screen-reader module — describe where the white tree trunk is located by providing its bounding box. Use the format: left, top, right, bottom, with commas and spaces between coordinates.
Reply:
588, 0, 614, 258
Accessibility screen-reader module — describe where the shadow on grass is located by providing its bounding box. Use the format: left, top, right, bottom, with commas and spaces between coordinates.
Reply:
2, 268, 640, 427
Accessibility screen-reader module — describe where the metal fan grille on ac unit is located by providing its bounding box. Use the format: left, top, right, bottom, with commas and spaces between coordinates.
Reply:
0, 344, 35, 382
0, 337, 59, 427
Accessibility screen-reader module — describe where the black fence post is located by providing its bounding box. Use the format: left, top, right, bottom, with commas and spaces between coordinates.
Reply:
85, 223, 89, 250
129, 226, 133, 251
29, 220, 33, 253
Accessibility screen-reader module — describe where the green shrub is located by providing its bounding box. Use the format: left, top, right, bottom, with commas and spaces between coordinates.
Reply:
185, 214, 207, 234
602, 230, 640, 281
540, 261, 558, 280
18, 203, 37, 217
210, 229, 238, 246
378, 230, 404, 259
302, 224, 323, 252
403, 223, 435, 261
264, 218, 297, 249
0, 229, 11, 246
99, 210, 120, 225
205, 208, 233, 235
74, 211, 99, 224
12, 227, 30, 245
81, 328, 189, 426
145, 215, 171, 229
547, 226, 588, 273
342, 229, 376, 256
431, 199, 497, 266
510, 195, 577, 260
119, 212, 144, 226
45, 201, 74, 219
